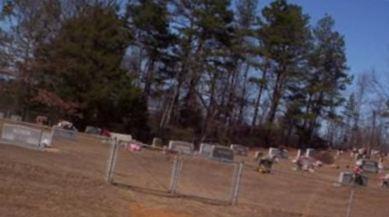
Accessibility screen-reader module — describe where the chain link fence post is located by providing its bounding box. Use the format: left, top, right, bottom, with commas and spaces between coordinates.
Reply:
169, 156, 182, 194
106, 139, 119, 183
346, 189, 355, 217
230, 162, 243, 205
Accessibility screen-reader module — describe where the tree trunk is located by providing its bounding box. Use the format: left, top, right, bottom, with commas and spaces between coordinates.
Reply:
251, 70, 267, 128
266, 72, 284, 125
143, 59, 155, 98
238, 63, 250, 123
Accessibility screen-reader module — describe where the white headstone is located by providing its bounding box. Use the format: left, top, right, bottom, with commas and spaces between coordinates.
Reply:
305, 148, 315, 158
199, 143, 214, 157
168, 140, 194, 155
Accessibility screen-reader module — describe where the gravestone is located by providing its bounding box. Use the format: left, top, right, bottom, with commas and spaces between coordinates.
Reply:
10, 115, 22, 122
230, 144, 249, 156
152, 137, 163, 147
305, 148, 315, 158
168, 140, 194, 155
0, 112, 4, 119
40, 130, 54, 147
85, 126, 101, 135
361, 160, 379, 173
111, 133, 132, 145
279, 149, 288, 159
210, 146, 234, 162
268, 147, 280, 158
338, 172, 354, 185
296, 149, 302, 158
199, 143, 214, 157
53, 127, 77, 140
338, 171, 368, 186
1, 124, 42, 148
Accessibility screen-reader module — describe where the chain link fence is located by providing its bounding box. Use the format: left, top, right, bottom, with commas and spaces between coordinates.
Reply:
105, 141, 389, 215
0, 118, 54, 149
106, 141, 242, 204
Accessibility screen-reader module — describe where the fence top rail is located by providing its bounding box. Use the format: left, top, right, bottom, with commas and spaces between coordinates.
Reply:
2, 122, 43, 132
0, 118, 51, 131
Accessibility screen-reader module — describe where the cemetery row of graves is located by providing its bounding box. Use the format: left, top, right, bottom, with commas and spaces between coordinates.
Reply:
0, 114, 388, 214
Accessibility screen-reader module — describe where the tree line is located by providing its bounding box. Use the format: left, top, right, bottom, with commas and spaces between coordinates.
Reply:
1, 0, 385, 150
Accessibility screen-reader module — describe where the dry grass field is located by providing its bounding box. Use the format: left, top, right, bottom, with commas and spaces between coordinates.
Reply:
1, 124, 389, 217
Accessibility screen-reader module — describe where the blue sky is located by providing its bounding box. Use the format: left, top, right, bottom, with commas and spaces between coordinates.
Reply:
261, 0, 389, 78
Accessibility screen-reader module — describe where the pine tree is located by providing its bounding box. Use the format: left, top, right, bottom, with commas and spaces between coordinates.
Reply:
303, 15, 350, 144
31, 5, 149, 139
258, 0, 312, 144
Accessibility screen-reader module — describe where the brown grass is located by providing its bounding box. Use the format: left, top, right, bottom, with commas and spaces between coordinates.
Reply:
0, 129, 388, 217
